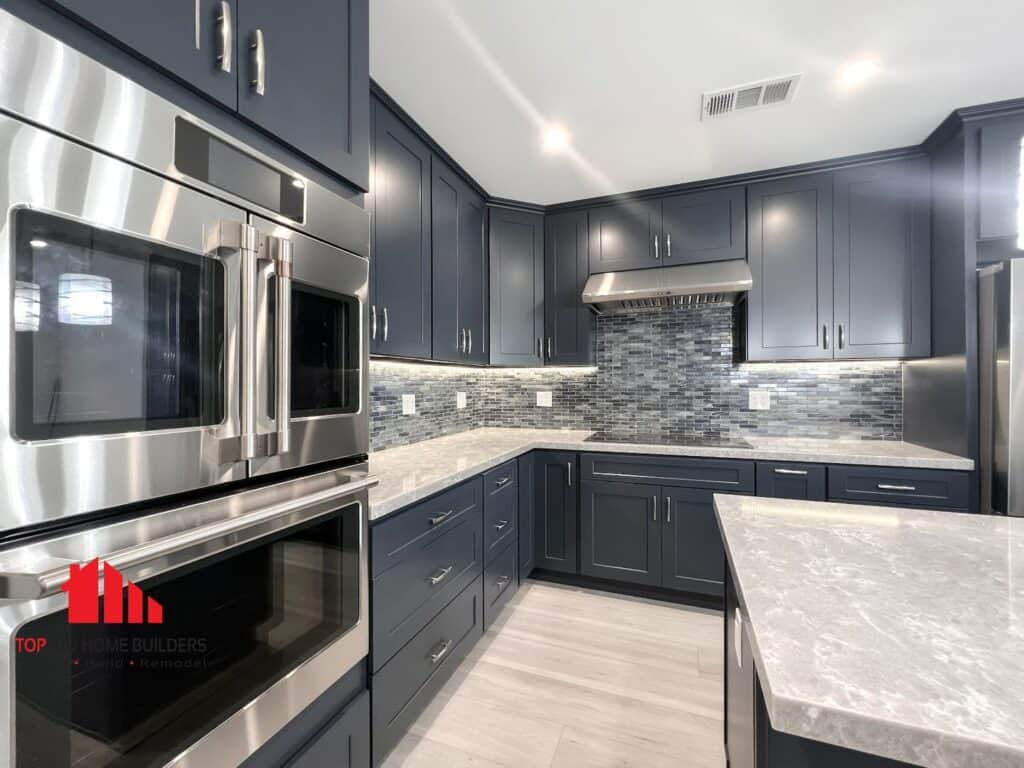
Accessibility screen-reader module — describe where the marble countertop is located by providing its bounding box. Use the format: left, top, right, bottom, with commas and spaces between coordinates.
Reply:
367, 427, 973, 520
715, 494, 1024, 768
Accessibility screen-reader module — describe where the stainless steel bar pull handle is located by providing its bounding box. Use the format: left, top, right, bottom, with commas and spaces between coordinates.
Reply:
838, 324, 845, 349
468, 328, 472, 355
878, 484, 916, 492
652, 496, 658, 521
546, 337, 552, 360
240, 227, 260, 460
459, 328, 465, 353
429, 509, 454, 526
666, 496, 671, 523
371, 305, 377, 340
429, 639, 452, 665
494, 520, 509, 532
495, 476, 512, 488
217, 1, 233, 73
567, 462, 572, 486
250, 28, 265, 95
383, 306, 389, 341
654, 234, 660, 260
537, 337, 542, 358
273, 238, 292, 455
823, 324, 829, 350
495, 575, 511, 590
429, 566, 453, 586
666, 233, 672, 260
774, 468, 808, 476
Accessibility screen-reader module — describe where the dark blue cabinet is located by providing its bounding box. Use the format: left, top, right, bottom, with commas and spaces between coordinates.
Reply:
833, 157, 930, 359
370, 97, 433, 358
235, 0, 368, 188
489, 208, 544, 366
534, 452, 578, 573
47, 0, 239, 110
661, 488, 724, 597
286, 691, 369, 768
518, 453, 536, 578
544, 210, 593, 364
432, 158, 487, 363
580, 481, 661, 586
660, 187, 746, 266
588, 202, 659, 273
756, 462, 826, 501
746, 173, 835, 361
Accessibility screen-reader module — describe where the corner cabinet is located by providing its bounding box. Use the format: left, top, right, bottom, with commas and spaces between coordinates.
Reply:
746, 158, 931, 361
489, 208, 545, 366
369, 97, 432, 358
50, 0, 370, 190
544, 210, 593, 364
431, 157, 487, 364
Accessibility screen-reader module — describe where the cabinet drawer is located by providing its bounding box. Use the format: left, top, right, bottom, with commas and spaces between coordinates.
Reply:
483, 538, 519, 630
828, 466, 969, 509
582, 453, 755, 493
756, 462, 827, 501
483, 462, 518, 560
371, 578, 482, 764
372, 479, 481, 578
371, 508, 482, 672
286, 690, 369, 768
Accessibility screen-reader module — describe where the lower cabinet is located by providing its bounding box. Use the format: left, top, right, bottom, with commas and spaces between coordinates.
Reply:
483, 538, 519, 629
661, 488, 725, 596
518, 453, 536, 579
534, 452, 579, 573
756, 462, 827, 500
288, 691, 370, 768
371, 577, 483, 764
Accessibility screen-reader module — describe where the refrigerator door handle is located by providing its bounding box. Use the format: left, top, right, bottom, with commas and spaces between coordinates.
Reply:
269, 235, 293, 456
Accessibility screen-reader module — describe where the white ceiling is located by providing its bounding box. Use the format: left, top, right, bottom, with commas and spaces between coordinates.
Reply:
370, 0, 1024, 205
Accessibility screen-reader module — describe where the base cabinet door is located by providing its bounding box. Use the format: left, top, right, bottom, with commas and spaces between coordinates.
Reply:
580, 481, 661, 586
534, 452, 578, 574
661, 488, 725, 596
286, 691, 370, 768
518, 453, 536, 578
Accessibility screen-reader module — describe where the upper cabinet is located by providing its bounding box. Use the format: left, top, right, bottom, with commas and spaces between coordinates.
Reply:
432, 157, 488, 364
48, 0, 239, 110
588, 187, 746, 274
236, 0, 369, 188
746, 159, 931, 362
544, 211, 593, 365
746, 173, 835, 361
489, 208, 544, 366
978, 116, 1024, 240
660, 187, 746, 266
833, 157, 931, 359
369, 98, 432, 358
49, 0, 369, 190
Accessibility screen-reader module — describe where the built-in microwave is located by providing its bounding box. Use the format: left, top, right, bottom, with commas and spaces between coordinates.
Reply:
0, 10, 370, 533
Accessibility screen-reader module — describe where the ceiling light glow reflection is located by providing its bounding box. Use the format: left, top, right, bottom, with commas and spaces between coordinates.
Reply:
542, 124, 571, 154
836, 57, 882, 91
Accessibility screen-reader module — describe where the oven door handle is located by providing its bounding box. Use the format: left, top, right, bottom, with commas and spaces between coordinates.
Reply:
270, 235, 293, 455
0, 475, 378, 601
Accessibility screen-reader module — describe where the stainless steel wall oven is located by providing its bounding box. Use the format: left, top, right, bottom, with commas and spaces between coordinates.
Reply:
0, 9, 371, 533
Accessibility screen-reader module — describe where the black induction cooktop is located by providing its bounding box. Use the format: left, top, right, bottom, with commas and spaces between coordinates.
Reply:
583, 432, 754, 450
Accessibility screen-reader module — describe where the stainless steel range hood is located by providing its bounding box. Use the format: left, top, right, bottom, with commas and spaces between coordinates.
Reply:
581, 259, 753, 314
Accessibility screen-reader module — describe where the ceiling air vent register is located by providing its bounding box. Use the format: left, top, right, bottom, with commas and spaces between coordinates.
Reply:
701, 74, 802, 120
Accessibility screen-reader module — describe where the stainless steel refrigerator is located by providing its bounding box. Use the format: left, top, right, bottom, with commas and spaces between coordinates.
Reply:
979, 258, 1024, 516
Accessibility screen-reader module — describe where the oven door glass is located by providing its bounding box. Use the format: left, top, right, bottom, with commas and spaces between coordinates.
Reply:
14, 503, 361, 768
12, 209, 225, 440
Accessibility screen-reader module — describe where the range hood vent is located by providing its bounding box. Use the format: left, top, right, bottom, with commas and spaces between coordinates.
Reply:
582, 259, 753, 315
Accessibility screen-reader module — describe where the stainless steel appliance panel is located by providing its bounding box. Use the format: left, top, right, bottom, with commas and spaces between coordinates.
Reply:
0, 114, 249, 532
248, 216, 369, 476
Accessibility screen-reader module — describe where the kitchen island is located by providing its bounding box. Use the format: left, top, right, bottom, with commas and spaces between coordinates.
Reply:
715, 494, 1024, 768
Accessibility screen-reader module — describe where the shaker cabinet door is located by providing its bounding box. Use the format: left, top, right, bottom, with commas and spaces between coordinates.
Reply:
533, 452, 579, 574
544, 210, 593, 364
660, 488, 725, 597
370, 98, 432, 358
587, 203, 660, 273
580, 481, 661, 586
49, 0, 239, 109
489, 208, 544, 366
661, 187, 746, 266
237, 0, 369, 189
833, 157, 930, 359
746, 173, 834, 361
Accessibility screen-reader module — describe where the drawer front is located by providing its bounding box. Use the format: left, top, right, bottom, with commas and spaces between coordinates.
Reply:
372, 478, 482, 578
286, 690, 370, 768
483, 459, 519, 499
756, 462, 827, 501
371, 578, 483, 764
828, 465, 970, 509
371, 509, 482, 671
483, 538, 519, 629
484, 477, 518, 560
582, 453, 755, 493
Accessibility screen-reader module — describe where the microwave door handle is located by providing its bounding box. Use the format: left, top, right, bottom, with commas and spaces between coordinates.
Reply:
240, 230, 261, 460
273, 237, 293, 455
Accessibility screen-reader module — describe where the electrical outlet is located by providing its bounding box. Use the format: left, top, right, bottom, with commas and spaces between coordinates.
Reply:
402, 394, 416, 415
456, 391, 467, 410
536, 391, 553, 408
748, 390, 771, 411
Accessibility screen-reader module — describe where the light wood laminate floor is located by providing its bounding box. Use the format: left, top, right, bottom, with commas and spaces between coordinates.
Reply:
382, 580, 726, 768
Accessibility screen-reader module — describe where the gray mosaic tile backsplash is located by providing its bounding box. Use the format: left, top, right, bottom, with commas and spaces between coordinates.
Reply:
370, 304, 903, 451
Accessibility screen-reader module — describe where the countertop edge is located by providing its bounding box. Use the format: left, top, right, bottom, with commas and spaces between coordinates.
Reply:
715, 494, 1022, 768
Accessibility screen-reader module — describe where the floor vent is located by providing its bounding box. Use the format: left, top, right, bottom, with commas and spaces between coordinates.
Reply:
701, 74, 801, 120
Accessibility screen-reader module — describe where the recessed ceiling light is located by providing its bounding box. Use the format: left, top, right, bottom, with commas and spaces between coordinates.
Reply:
837, 57, 882, 90
541, 124, 571, 154
29, 239, 47, 248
